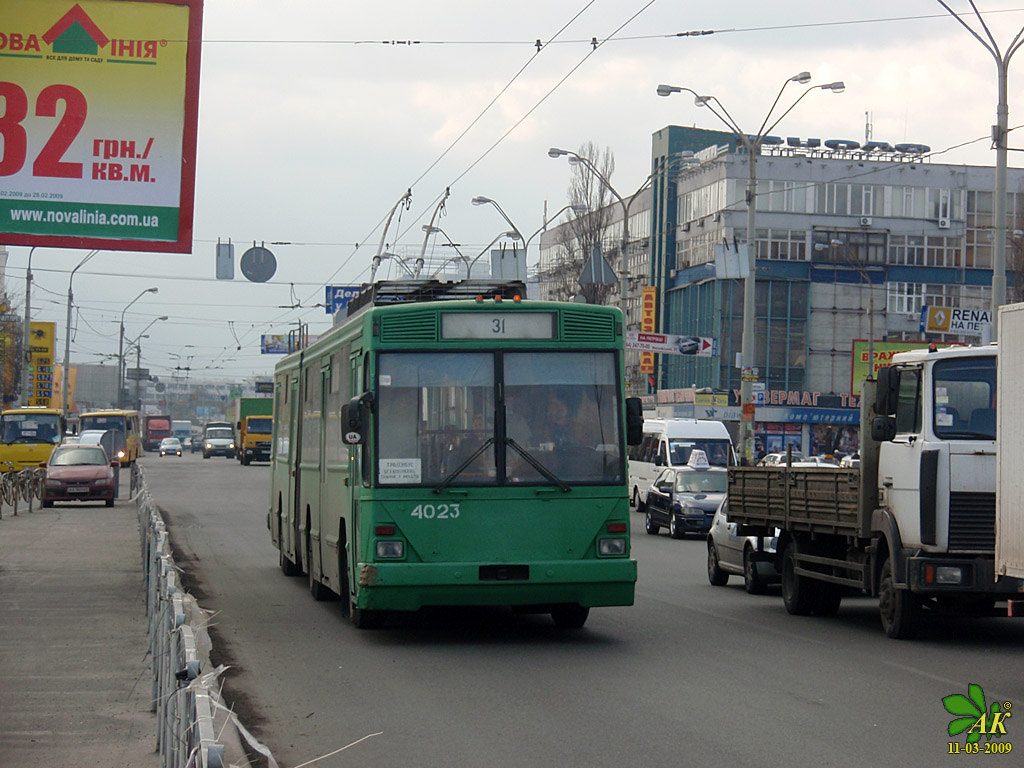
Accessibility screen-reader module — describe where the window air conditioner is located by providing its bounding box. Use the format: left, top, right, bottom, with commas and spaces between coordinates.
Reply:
859, 216, 872, 227
938, 217, 951, 229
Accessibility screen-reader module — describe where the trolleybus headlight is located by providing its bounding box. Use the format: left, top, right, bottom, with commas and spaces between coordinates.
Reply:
598, 538, 627, 556
376, 541, 405, 559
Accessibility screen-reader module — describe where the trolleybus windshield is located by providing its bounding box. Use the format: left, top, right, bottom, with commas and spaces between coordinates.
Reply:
376, 350, 623, 488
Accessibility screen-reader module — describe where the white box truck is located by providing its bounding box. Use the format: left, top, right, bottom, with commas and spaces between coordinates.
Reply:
997, 304, 1024, 584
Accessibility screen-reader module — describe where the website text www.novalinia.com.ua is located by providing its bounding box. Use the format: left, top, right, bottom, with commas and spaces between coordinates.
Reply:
7, 206, 161, 229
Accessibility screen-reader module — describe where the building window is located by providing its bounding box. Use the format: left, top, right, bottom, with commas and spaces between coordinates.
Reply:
887, 282, 924, 316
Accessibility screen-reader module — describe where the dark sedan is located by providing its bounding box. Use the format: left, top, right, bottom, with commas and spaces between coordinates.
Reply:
643, 463, 727, 539
42, 444, 117, 508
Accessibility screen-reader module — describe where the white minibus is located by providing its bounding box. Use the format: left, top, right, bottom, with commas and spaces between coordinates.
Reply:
627, 418, 735, 510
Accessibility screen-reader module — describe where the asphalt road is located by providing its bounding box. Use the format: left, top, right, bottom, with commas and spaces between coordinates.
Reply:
144, 452, 1023, 768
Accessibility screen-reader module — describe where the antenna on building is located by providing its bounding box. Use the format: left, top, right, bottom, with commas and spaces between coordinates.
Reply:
865, 111, 873, 145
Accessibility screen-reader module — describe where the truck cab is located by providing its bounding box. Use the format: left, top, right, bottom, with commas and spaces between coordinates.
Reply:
875, 347, 996, 556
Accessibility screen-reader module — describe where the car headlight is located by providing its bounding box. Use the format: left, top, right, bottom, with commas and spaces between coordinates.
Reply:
205, 443, 212, 449
229, 443, 235, 449
45, 478, 62, 488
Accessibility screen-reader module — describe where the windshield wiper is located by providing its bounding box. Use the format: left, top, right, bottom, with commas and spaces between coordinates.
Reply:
433, 437, 496, 494
505, 438, 570, 493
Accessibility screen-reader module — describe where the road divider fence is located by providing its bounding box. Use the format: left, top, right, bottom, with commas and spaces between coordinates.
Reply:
136, 462, 280, 768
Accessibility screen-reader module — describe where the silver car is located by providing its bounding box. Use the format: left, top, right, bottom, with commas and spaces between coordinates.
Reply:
706, 498, 780, 594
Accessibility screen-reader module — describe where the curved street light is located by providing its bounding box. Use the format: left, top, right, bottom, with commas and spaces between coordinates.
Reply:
465, 231, 522, 279
118, 287, 158, 407
471, 196, 524, 241
128, 316, 168, 410
62, 250, 99, 417
656, 73, 844, 464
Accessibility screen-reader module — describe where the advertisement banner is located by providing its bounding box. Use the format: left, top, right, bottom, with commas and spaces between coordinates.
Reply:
919, 305, 992, 339
850, 340, 936, 396
626, 331, 717, 357
0, 0, 203, 253
640, 286, 656, 374
261, 335, 289, 355
27, 321, 56, 407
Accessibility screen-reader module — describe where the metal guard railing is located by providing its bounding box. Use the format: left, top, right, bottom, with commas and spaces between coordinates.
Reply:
135, 461, 280, 768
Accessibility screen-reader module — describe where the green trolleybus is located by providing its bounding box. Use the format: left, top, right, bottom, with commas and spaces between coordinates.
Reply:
269, 280, 643, 629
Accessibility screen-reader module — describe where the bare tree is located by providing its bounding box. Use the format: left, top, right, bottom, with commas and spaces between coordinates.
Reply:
547, 142, 617, 305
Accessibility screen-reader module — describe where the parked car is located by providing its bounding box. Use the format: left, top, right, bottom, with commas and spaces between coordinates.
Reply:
757, 450, 806, 466
799, 455, 841, 467
202, 427, 235, 459
643, 450, 727, 538
159, 438, 182, 457
706, 498, 780, 594
42, 444, 117, 508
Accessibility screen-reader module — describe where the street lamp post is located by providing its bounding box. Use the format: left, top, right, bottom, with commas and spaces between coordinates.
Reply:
656, 74, 844, 464
127, 316, 167, 410
20, 246, 36, 405
471, 198, 585, 284
935, 1, 1024, 340
548, 149, 698, 393
62, 250, 99, 417
464, 231, 523, 279
118, 287, 158, 407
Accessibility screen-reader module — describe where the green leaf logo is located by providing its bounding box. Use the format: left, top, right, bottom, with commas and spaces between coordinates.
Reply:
943, 684, 1011, 744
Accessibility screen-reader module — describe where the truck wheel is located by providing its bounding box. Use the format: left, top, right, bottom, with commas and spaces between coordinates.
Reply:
707, 542, 729, 586
781, 541, 816, 615
879, 557, 921, 639
812, 583, 843, 616
743, 546, 767, 595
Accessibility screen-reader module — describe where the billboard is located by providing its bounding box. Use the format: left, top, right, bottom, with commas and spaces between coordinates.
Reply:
26, 321, 56, 407
850, 340, 935, 396
639, 286, 656, 374
0, 1, 203, 253
626, 331, 717, 357
261, 335, 289, 355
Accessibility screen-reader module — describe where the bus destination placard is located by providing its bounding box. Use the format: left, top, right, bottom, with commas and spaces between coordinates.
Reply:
441, 312, 556, 340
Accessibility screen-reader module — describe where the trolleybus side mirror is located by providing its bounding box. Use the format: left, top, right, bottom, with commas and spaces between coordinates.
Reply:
342, 393, 373, 445
625, 397, 643, 446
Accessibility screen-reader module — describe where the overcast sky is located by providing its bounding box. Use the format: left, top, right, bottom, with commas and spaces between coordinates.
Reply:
3, 0, 1023, 383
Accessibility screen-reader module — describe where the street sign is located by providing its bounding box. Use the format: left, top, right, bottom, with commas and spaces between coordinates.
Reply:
578, 245, 617, 285
125, 367, 149, 380
325, 285, 361, 314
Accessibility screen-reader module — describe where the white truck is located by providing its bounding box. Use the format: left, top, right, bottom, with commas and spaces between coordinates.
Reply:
726, 334, 1024, 639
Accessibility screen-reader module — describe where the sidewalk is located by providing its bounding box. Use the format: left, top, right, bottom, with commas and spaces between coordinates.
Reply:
0, 496, 157, 768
